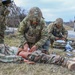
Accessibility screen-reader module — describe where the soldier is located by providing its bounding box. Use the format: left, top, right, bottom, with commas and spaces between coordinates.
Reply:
18, 49, 75, 71
47, 18, 68, 47
0, 0, 13, 44
17, 7, 50, 54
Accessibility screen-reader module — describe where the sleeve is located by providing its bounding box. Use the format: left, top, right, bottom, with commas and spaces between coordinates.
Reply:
0, 6, 10, 24
35, 19, 49, 48
0, 6, 5, 22
62, 26, 68, 38
18, 17, 28, 48
48, 23, 56, 40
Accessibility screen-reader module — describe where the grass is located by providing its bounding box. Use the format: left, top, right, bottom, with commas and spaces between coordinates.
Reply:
0, 35, 75, 75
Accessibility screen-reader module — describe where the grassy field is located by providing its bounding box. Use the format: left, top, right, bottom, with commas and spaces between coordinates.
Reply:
0, 35, 75, 75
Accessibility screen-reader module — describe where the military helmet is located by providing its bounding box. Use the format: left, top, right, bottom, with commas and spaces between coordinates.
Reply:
2, 0, 13, 5
54, 18, 63, 26
28, 7, 43, 21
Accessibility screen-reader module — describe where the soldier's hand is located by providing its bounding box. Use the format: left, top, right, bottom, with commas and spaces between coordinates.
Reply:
24, 43, 29, 52
30, 45, 37, 52
62, 35, 67, 39
17, 48, 24, 55
55, 37, 59, 40
61, 38, 66, 41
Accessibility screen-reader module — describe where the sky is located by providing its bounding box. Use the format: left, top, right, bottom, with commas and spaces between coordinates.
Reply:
14, 0, 75, 22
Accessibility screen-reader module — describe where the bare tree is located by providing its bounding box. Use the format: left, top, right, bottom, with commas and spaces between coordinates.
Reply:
7, 1, 27, 27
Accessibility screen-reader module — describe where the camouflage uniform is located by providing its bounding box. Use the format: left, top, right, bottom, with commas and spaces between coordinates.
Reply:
0, 0, 22, 63
28, 50, 75, 70
0, 44, 22, 63
0, 1, 10, 43
28, 50, 65, 64
18, 7, 49, 51
47, 18, 68, 46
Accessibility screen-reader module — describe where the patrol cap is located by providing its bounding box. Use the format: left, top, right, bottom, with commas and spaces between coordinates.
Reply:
54, 18, 63, 26
28, 7, 43, 21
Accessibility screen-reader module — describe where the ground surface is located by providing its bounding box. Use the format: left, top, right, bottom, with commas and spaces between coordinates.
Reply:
0, 29, 75, 75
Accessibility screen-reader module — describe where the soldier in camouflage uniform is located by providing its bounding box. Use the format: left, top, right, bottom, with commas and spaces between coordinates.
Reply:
0, 0, 22, 63
47, 18, 68, 47
17, 7, 49, 54
0, 0, 12, 44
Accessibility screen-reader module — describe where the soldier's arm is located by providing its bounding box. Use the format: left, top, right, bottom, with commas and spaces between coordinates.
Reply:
62, 27, 68, 39
18, 17, 28, 48
0, 6, 5, 22
35, 20, 49, 48
48, 23, 56, 40
0, 5, 10, 24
